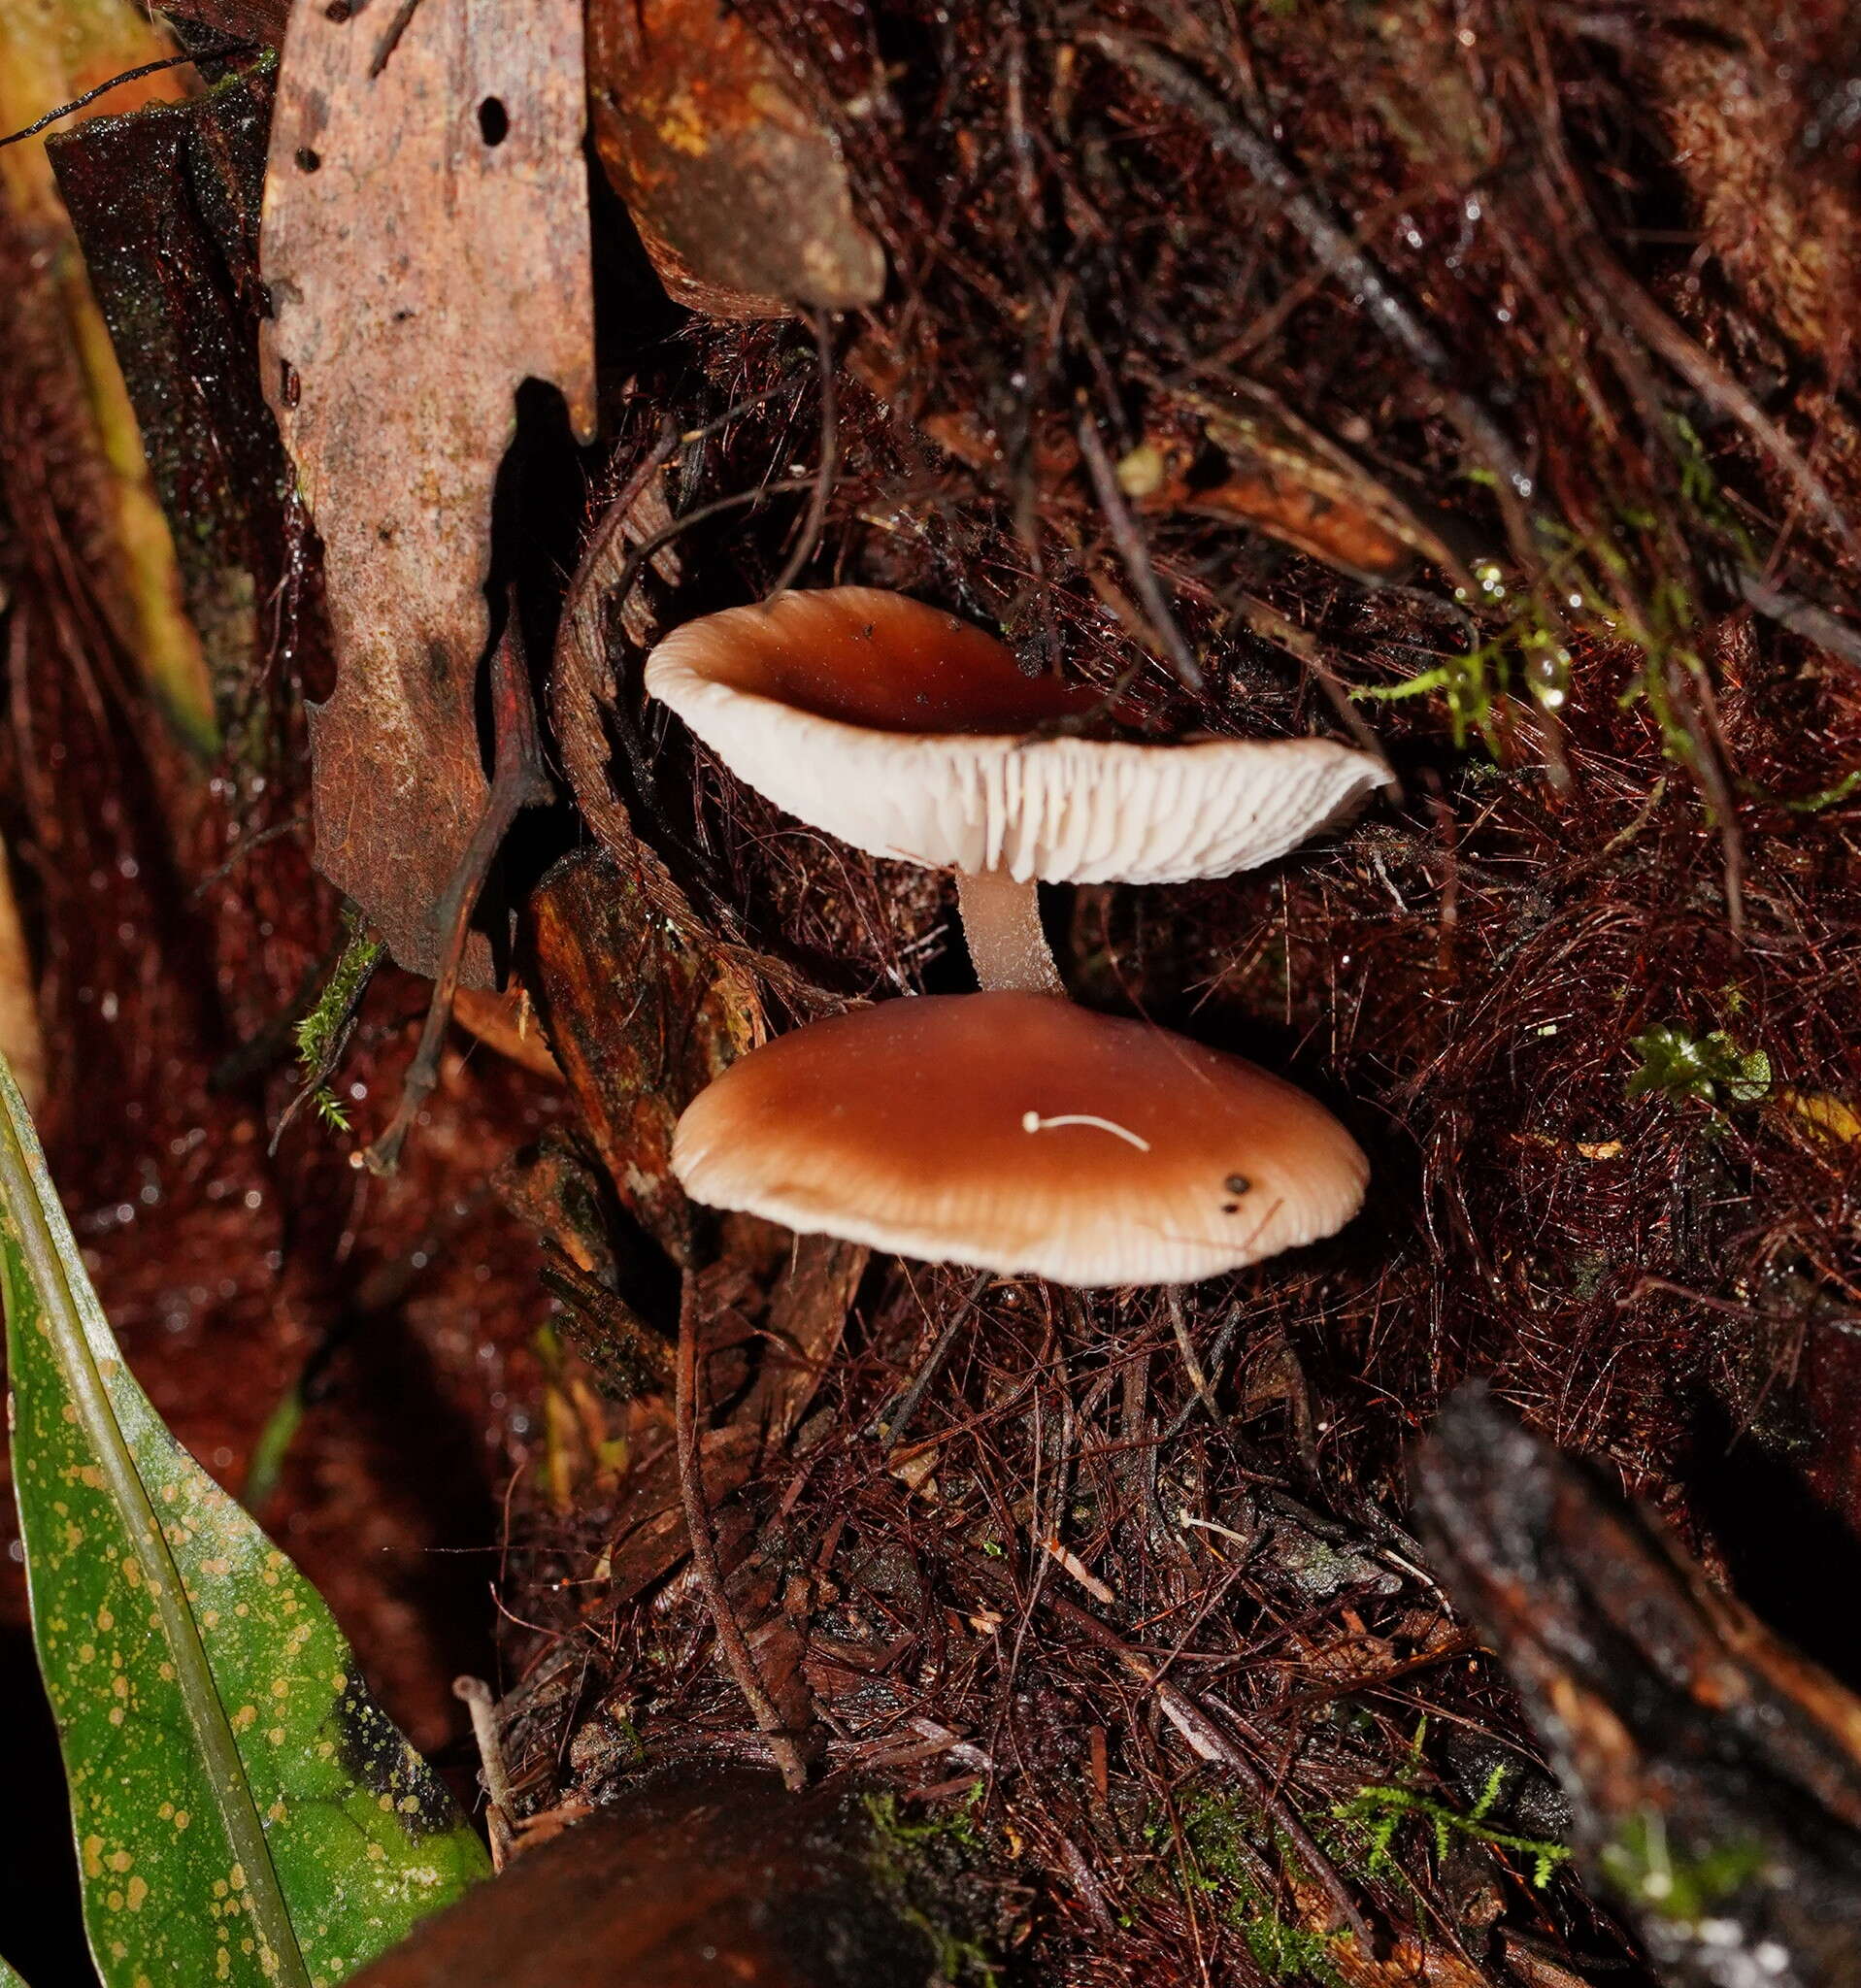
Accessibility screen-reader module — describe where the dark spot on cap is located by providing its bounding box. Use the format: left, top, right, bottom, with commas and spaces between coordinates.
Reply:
1225, 1174, 1251, 1195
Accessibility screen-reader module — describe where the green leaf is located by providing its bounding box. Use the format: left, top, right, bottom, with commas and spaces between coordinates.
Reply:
0, 1953, 30, 1986
0, 1058, 489, 1988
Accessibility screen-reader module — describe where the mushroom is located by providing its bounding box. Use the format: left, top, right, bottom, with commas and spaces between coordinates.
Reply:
672, 992, 1368, 1286
648, 585, 1381, 1287
644, 587, 1391, 993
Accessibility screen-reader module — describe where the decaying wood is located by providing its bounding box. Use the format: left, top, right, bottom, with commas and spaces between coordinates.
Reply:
0, 0, 216, 750
586, 0, 884, 317
1417, 1387, 1861, 1988
346, 1765, 936, 1988
527, 846, 759, 1266
546, 443, 828, 1032
259, 0, 594, 979
49, 63, 292, 725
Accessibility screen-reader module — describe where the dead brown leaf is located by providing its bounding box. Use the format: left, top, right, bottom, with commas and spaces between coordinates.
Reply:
587, 0, 884, 317
1168, 384, 1460, 584
260, 0, 594, 978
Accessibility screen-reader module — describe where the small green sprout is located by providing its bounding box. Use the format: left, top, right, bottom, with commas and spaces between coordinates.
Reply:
1627, 1024, 1771, 1107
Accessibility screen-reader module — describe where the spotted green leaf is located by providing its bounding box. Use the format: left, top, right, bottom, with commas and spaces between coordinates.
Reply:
0, 1060, 489, 1987
0, 1954, 28, 1985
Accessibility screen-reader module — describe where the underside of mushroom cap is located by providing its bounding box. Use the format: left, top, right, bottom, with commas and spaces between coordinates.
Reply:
671, 992, 1370, 1286
646, 587, 1393, 883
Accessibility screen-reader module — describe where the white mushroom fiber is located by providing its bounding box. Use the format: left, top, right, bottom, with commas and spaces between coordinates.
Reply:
645, 587, 1392, 884
672, 993, 1370, 1287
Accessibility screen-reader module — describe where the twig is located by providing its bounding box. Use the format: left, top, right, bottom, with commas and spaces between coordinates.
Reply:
1736, 573, 1861, 673
452, 1676, 515, 1869
0, 46, 252, 149
190, 816, 311, 901
1038, 1534, 1116, 1606
1610, 276, 1855, 560
1075, 405, 1205, 692
364, 612, 551, 1175
1162, 1303, 1248, 1441
1168, 1285, 1222, 1423
1231, 593, 1400, 791
769, 312, 840, 596
675, 1271, 810, 1790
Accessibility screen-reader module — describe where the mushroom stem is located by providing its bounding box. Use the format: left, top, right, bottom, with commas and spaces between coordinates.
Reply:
954, 867, 1063, 995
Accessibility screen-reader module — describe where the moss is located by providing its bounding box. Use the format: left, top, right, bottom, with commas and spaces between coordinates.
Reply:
1353, 563, 1576, 752
1147, 1794, 1346, 1985
1335, 1750, 1571, 1893
864, 1790, 999, 1985
1599, 1811, 1769, 1926
292, 916, 385, 1133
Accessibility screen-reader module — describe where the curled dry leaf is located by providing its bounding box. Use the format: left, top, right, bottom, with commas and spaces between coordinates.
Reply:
586, 0, 884, 318
1166, 384, 1465, 585
260, 0, 594, 979
450, 985, 561, 1082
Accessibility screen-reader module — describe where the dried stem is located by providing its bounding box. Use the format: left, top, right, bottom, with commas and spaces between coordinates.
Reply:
452, 1675, 515, 1870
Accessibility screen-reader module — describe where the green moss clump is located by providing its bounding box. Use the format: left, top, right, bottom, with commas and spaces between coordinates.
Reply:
1336, 1754, 1570, 1892
864, 1790, 999, 1985
1148, 1795, 1346, 1985
293, 916, 384, 1132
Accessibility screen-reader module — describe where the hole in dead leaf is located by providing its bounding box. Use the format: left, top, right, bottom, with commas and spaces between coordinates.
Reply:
295, 147, 322, 173
478, 97, 510, 147
324, 0, 352, 17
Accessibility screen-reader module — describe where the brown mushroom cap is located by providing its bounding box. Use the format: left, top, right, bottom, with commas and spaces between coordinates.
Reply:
672, 992, 1369, 1286
645, 587, 1392, 883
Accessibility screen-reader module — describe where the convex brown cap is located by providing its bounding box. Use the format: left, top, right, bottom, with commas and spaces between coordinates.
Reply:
672, 993, 1369, 1286
645, 587, 1391, 883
